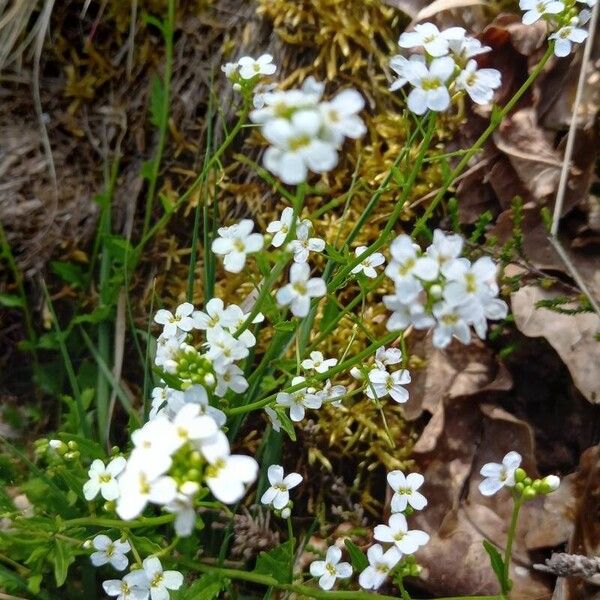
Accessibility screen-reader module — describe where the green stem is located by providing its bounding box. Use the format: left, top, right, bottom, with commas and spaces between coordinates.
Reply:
411, 44, 554, 237
64, 514, 175, 529
142, 0, 175, 238
287, 517, 295, 582
176, 558, 499, 600
228, 330, 399, 415
503, 495, 523, 589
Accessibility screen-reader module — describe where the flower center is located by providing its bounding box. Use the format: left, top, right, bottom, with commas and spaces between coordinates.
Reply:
465, 273, 477, 293
398, 257, 415, 276
328, 109, 340, 123
441, 313, 458, 325
151, 573, 164, 588
138, 473, 151, 495
99, 473, 112, 483
376, 563, 389, 574
421, 77, 442, 91
206, 458, 226, 478
253, 63, 261, 72
274, 483, 288, 492
233, 239, 246, 252
423, 34, 436, 43
397, 486, 412, 495
177, 426, 188, 439
293, 282, 307, 295
289, 135, 311, 151
326, 562, 337, 575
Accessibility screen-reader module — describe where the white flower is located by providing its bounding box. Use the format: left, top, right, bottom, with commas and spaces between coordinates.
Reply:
154, 303, 195, 338
456, 60, 502, 105
374, 513, 430, 554
172, 403, 219, 449
288, 224, 325, 264
404, 56, 457, 115
543, 474, 561, 491
202, 433, 259, 504
431, 300, 474, 348
263, 111, 338, 184
221, 61, 238, 78
387, 470, 427, 512
519, 0, 565, 25
425, 229, 464, 276
102, 572, 149, 600
448, 36, 492, 61
383, 293, 435, 331
276, 262, 326, 318
177, 384, 226, 428
549, 25, 588, 57
301, 351, 337, 374
215, 363, 248, 397
398, 22, 465, 57
443, 256, 499, 306
237, 54, 276, 80
192, 298, 237, 331
309, 546, 353, 590
319, 89, 366, 146
265, 406, 282, 432
253, 82, 278, 109
261, 464, 303, 509
374, 347, 402, 370
131, 417, 179, 457
389, 54, 425, 91
83, 457, 126, 501
351, 246, 385, 278
267, 207, 299, 248
317, 380, 347, 407
358, 544, 402, 590
366, 368, 411, 404
211, 219, 263, 273
205, 326, 249, 368
142, 556, 183, 600
165, 481, 199, 537
250, 88, 322, 125
276, 376, 322, 421
479, 451, 522, 496
90, 535, 131, 571
385, 234, 439, 299
224, 304, 264, 348
116, 454, 177, 520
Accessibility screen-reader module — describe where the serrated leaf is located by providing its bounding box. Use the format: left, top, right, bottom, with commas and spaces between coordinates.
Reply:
255, 540, 292, 583
483, 539, 508, 593
344, 540, 369, 572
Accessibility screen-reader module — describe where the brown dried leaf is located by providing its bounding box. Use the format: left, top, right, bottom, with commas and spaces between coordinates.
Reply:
511, 286, 600, 403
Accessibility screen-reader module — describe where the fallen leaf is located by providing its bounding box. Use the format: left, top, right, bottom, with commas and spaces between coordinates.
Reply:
511, 286, 600, 403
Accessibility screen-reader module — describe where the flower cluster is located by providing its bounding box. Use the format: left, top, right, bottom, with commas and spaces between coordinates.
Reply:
351, 346, 411, 405
382, 229, 508, 349
221, 53, 277, 91
479, 451, 561, 499
389, 24, 502, 114
519, 0, 594, 57
248, 76, 366, 184
82, 298, 262, 538
359, 470, 429, 590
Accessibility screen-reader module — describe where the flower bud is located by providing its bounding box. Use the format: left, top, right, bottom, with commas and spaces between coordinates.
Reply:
280, 507, 291, 519
522, 486, 537, 501
540, 475, 560, 494
514, 468, 527, 483
429, 284, 443, 299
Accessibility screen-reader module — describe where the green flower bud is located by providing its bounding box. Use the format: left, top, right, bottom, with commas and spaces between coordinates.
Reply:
522, 486, 537, 501
514, 468, 527, 483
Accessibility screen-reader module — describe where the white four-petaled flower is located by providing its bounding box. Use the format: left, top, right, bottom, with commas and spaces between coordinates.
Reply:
261, 464, 303, 509
309, 545, 353, 590
479, 451, 522, 496
83, 457, 126, 501
387, 470, 428, 512
90, 535, 131, 571
358, 544, 402, 590
142, 556, 184, 600
154, 303, 195, 338
276, 263, 326, 318
351, 246, 385, 279
237, 54, 277, 80
373, 513, 430, 554
211, 220, 264, 273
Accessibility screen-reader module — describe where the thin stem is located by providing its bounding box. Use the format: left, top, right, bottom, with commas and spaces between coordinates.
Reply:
411, 44, 554, 237
503, 495, 523, 587
287, 517, 295, 582
64, 514, 175, 529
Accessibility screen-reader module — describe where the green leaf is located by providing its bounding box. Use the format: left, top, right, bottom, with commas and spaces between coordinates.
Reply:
51, 261, 86, 288
0, 293, 23, 308
320, 298, 340, 332
483, 539, 508, 593
53, 539, 74, 587
173, 572, 227, 599
255, 540, 293, 583
344, 540, 369, 572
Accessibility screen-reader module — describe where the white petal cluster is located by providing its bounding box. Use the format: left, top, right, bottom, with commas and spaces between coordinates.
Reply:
383, 229, 508, 349
102, 556, 183, 600
261, 464, 303, 516
357, 346, 411, 405
276, 263, 326, 318
360, 469, 429, 590
211, 219, 264, 273
221, 54, 276, 93
267, 207, 325, 264
518, 0, 592, 57
390, 24, 502, 113
310, 545, 353, 590
250, 77, 366, 184
478, 451, 522, 496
